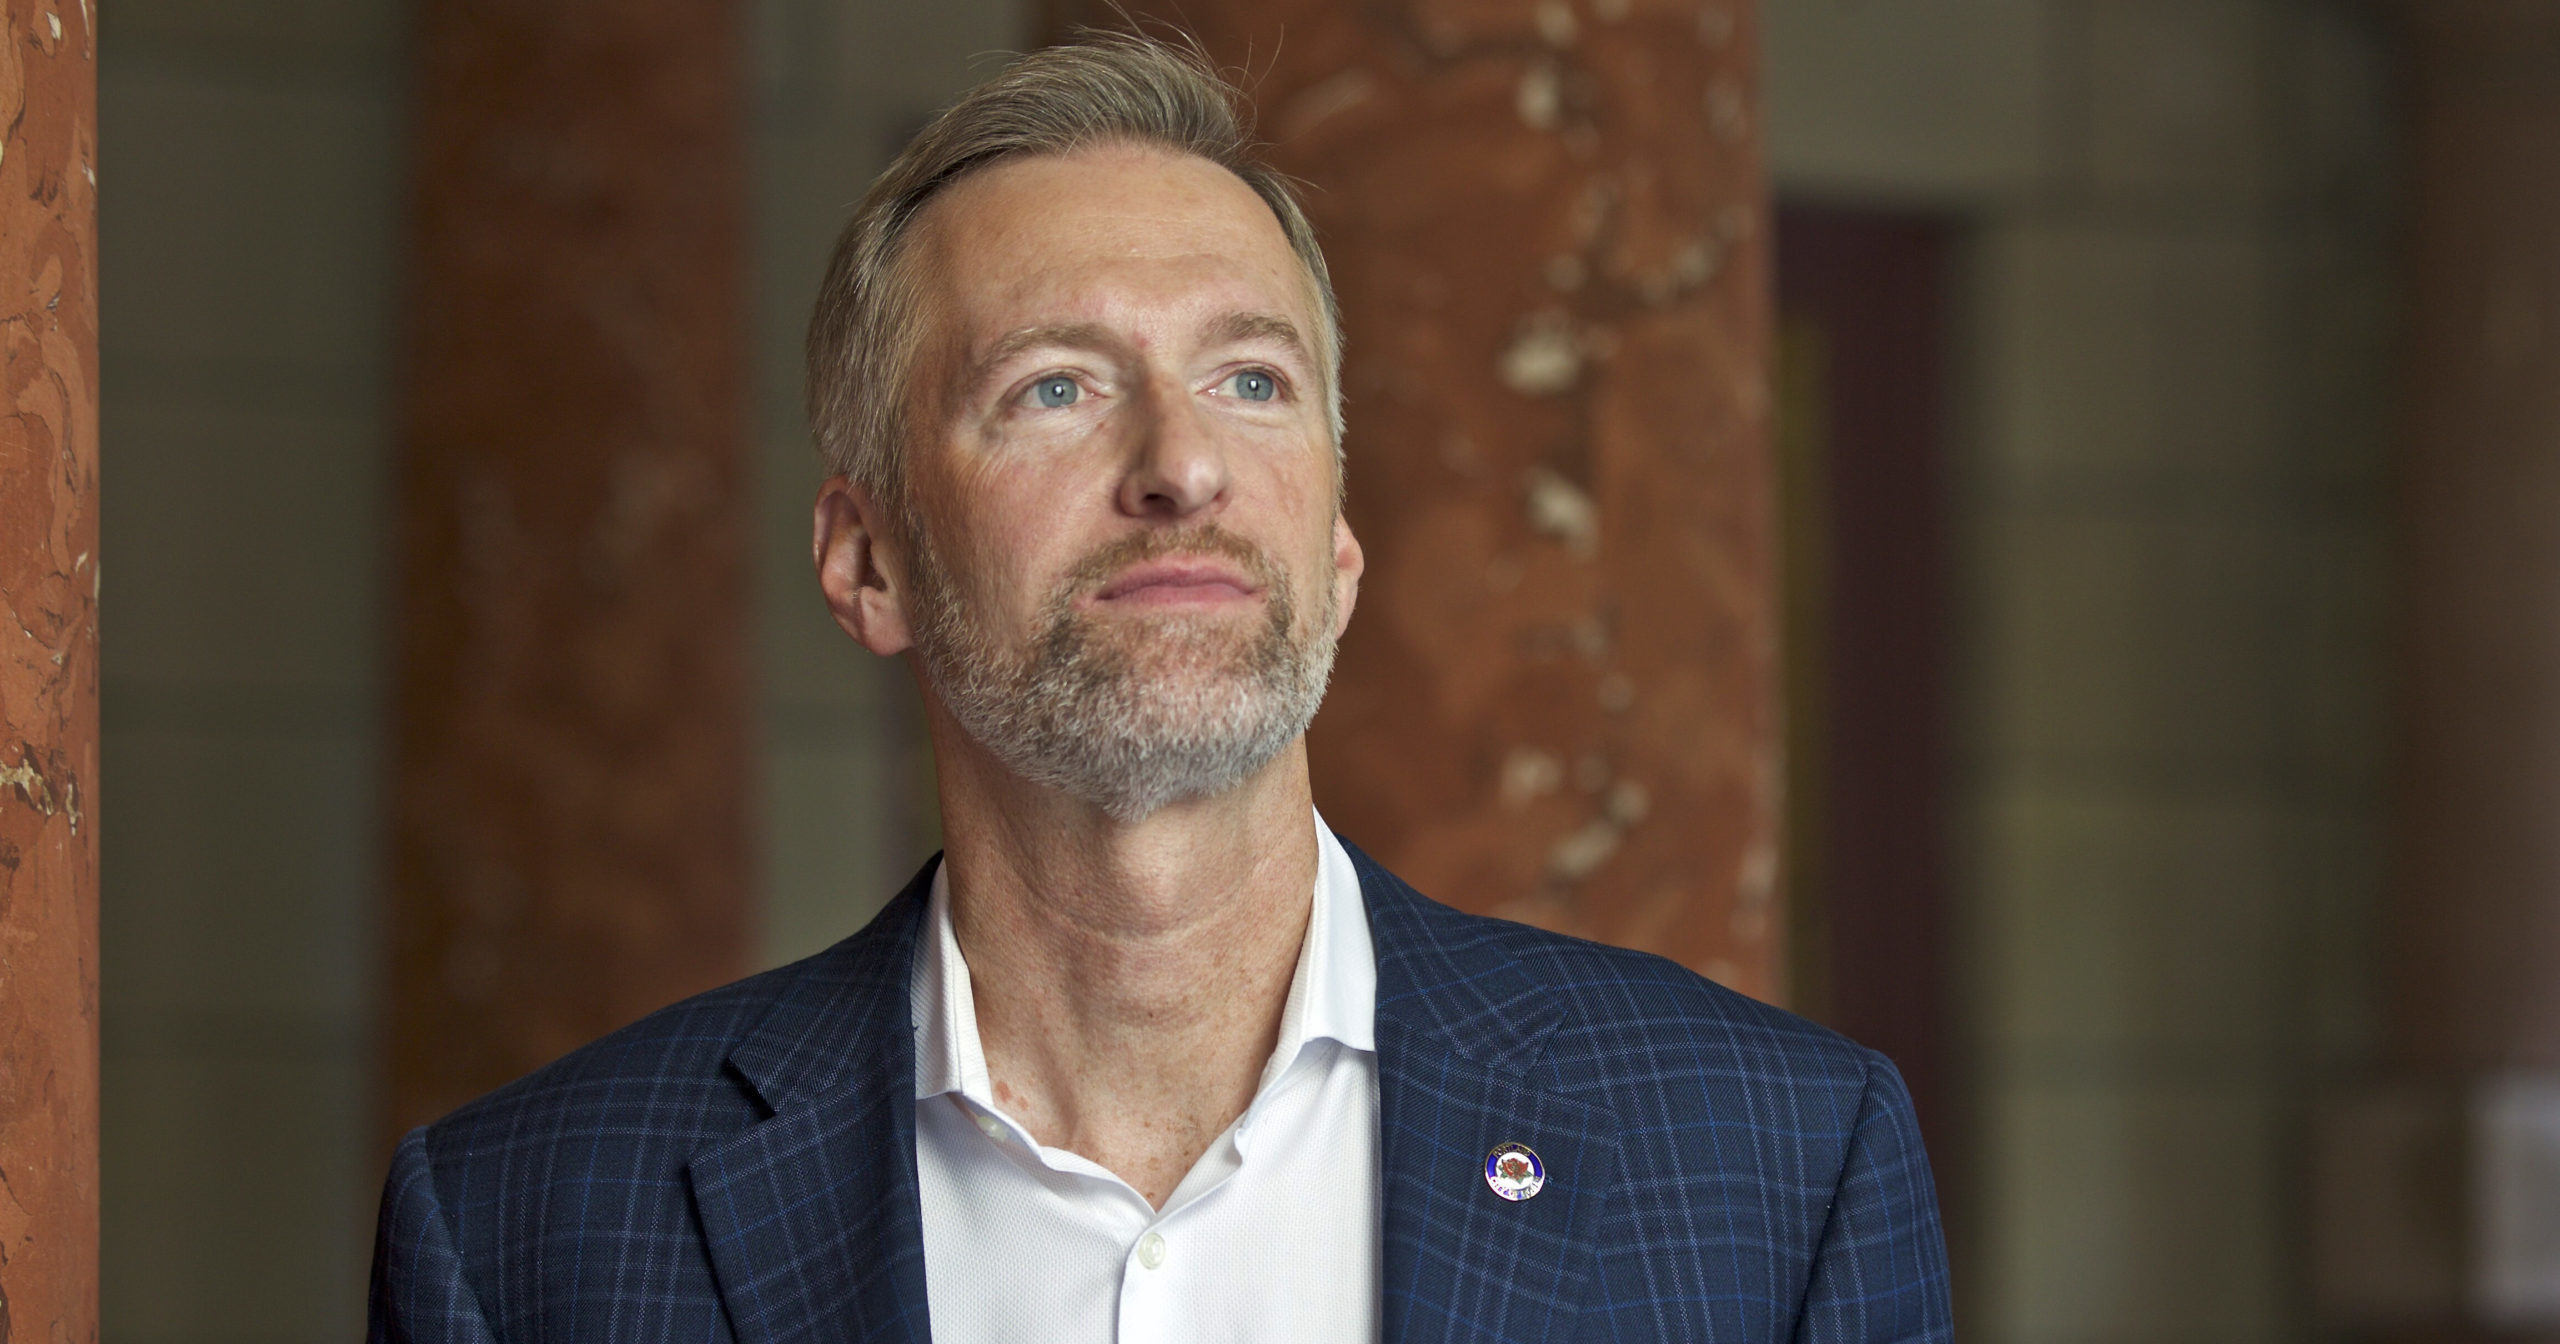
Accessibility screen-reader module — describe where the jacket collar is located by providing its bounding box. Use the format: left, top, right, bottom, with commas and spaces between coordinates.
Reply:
1357, 838, 1564, 1072
689, 858, 938, 1344
688, 842, 1618, 1344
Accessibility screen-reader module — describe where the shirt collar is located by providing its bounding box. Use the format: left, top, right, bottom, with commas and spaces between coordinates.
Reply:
912, 810, 1376, 1103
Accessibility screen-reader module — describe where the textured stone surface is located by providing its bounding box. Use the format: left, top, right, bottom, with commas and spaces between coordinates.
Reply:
99, 10, 405, 1333
1763, 0, 2050, 201
0, 0, 100, 1333
384, 0, 754, 1141
1981, 1078, 2286, 1337
1052, 0, 1779, 995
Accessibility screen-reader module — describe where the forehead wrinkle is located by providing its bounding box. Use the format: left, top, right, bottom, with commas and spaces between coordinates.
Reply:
909, 145, 1338, 435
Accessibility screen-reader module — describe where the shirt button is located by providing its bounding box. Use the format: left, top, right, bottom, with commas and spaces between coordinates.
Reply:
1136, 1231, 1167, 1270
974, 1112, 1005, 1141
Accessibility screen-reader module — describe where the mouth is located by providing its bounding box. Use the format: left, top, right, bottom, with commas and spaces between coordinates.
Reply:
1089, 557, 1265, 608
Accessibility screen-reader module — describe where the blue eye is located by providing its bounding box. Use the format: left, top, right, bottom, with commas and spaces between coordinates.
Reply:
1232, 370, 1276, 402
1034, 376, 1079, 408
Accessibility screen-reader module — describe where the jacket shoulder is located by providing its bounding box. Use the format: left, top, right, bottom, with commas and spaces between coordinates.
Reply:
1487, 915, 1878, 1093
417, 864, 934, 1166
377, 870, 934, 1337
421, 957, 801, 1155
1348, 840, 1879, 1103
1384, 883, 1904, 1221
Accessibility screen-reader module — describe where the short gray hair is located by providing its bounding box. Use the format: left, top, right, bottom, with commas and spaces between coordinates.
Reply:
803, 33, 1344, 518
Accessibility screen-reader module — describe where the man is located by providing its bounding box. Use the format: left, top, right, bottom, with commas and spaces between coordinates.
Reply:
371, 34, 1951, 1344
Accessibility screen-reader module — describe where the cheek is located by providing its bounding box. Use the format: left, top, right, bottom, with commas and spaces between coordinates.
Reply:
966, 501, 1094, 618
1255, 469, 1346, 609
929, 455, 1075, 581
1272, 462, 1342, 557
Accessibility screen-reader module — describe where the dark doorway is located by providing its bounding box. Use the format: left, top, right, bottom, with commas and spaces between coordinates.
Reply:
1775, 205, 1959, 1179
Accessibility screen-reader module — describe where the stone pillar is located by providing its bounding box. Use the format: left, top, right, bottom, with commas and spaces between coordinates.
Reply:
2320, 3, 2560, 1334
384, 0, 754, 1141
1050, 0, 1779, 994
0, 0, 98, 1333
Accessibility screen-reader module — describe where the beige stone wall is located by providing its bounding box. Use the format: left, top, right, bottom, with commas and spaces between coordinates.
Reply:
100, 0, 1025, 1337
99, 3, 406, 1335
1769, 2, 2398, 1341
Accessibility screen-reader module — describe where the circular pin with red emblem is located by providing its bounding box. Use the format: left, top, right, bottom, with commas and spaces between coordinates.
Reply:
1484, 1142, 1546, 1201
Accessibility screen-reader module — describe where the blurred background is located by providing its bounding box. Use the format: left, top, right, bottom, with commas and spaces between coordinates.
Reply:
98, 0, 2543, 1340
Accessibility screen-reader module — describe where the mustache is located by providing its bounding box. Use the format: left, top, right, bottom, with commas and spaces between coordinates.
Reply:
1054, 524, 1289, 602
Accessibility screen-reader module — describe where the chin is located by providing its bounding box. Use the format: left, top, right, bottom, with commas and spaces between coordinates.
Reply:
1087, 606, 1277, 666
915, 560, 1335, 821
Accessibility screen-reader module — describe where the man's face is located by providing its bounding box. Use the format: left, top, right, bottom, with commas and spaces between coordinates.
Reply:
890, 143, 1362, 819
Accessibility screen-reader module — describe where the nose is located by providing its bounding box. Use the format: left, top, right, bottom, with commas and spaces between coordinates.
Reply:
1115, 377, 1231, 520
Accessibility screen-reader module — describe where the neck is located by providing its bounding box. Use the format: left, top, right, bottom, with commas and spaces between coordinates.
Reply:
925, 703, 1320, 1207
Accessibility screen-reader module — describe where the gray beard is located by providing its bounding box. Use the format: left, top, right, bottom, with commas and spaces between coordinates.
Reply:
905, 522, 1338, 822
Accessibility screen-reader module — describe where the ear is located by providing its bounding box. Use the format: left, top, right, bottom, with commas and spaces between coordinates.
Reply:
813, 475, 915, 657
1329, 512, 1364, 638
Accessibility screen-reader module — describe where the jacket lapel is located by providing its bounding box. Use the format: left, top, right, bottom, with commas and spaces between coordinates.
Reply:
1353, 843, 1620, 1344
689, 861, 939, 1344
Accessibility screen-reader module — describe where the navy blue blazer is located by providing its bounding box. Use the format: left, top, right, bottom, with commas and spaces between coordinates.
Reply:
371, 842, 1952, 1343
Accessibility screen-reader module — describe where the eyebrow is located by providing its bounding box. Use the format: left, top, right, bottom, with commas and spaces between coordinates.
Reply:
956, 310, 1317, 401
960, 322, 1121, 396
1199, 310, 1313, 365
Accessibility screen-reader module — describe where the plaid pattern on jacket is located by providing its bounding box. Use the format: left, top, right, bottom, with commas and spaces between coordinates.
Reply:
370, 840, 1953, 1343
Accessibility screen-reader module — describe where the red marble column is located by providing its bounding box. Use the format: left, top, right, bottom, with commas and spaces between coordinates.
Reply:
0, 0, 99, 1332
384, 0, 754, 1142
1050, 0, 1780, 994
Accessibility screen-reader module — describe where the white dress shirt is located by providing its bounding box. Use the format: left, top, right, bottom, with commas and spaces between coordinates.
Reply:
912, 815, 1381, 1344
